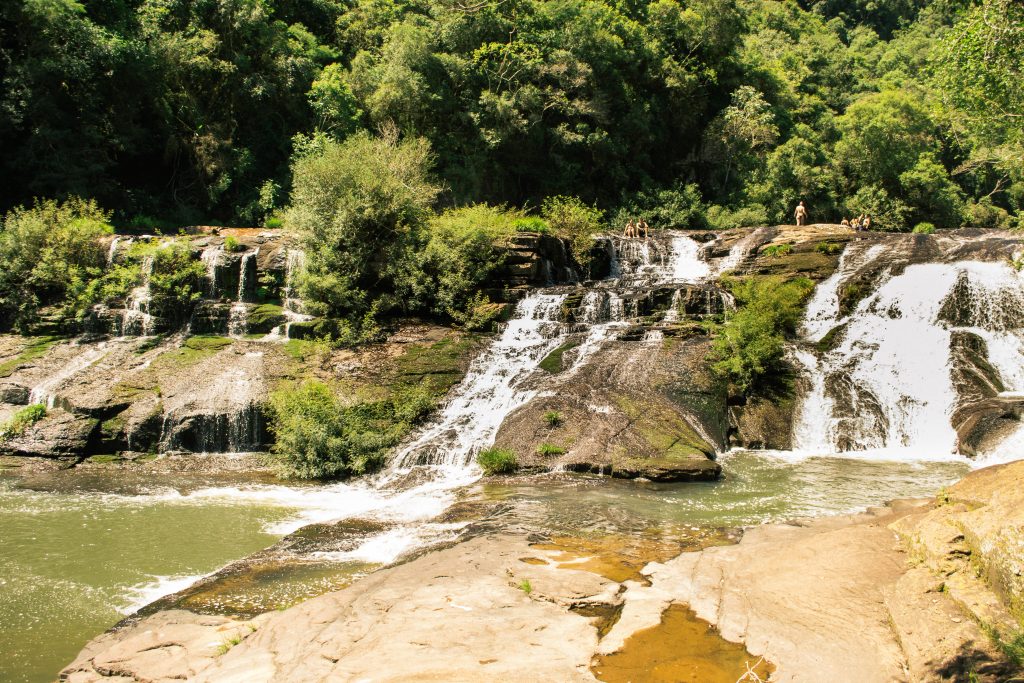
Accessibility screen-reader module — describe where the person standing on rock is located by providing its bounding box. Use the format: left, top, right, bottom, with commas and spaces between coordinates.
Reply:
794, 201, 808, 227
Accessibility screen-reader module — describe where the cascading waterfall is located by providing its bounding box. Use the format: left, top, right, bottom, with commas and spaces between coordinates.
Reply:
227, 249, 258, 338
265, 248, 313, 341
28, 344, 110, 408
121, 256, 156, 336
392, 293, 571, 468
200, 245, 223, 298
792, 247, 1024, 461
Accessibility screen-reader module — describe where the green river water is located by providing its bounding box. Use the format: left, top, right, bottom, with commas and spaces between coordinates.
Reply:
0, 452, 970, 683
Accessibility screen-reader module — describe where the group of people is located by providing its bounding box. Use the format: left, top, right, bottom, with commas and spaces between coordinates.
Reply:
841, 214, 872, 231
623, 217, 650, 238
794, 200, 873, 230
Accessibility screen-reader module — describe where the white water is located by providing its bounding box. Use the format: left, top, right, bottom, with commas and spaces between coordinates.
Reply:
716, 227, 770, 274
28, 344, 110, 408
265, 249, 313, 341
200, 246, 223, 298
794, 254, 1024, 463
121, 256, 156, 336
228, 303, 248, 338
393, 292, 571, 468
237, 249, 258, 303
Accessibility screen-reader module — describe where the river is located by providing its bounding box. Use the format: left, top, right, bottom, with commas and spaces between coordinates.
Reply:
0, 451, 970, 683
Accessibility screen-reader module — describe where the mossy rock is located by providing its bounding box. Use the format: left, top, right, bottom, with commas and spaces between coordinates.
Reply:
246, 304, 287, 334
539, 341, 581, 374
0, 335, 63, 378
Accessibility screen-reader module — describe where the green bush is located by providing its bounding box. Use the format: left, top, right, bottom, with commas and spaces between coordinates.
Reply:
286, 131, 440, 330
613, 183, 706, 231
0, 197, 112, 330
706, 204, 769, 231
268, 380, 435, 479
476, 447, 517, 475
537, 443, 565, 456
224, 235, 245, 252
815, 241, 843, 255
543, 410, 562, 427
0, 404, 47, 441
712, 276, 815, 395
761, 243, 793, 258
512, 216, 551, 234
913, 222, 936, 234
541, 196, 605, 265
265, 216, 284, 229
399, 204, 519, 325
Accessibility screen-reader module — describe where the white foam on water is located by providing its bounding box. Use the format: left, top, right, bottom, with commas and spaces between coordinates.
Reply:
119, 572, 216, 615
392, 292, 570, 468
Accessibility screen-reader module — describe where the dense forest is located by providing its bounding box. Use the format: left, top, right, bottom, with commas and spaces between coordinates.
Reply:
1, 0, 1021, 229
0, 0, 1022, 337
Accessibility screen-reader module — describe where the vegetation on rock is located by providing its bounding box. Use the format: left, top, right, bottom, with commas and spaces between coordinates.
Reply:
477, 447, 517, 475
0, 404, 47, 441
711, 276, 815, 395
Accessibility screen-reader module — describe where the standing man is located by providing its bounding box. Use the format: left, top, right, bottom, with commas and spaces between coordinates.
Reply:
794, 201, 808, 227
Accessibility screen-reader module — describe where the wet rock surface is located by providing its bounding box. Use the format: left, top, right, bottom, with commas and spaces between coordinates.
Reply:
614, 462, 1024, 683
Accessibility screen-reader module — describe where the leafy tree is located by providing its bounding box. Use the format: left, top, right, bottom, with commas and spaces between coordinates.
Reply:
286, 130, 440, 328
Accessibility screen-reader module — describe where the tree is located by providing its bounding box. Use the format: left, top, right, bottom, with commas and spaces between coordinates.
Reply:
285, 130, 439, 326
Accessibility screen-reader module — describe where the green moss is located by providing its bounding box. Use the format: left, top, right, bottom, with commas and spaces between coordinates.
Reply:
247, 304, 286, 333
816, 323, 847, 353
613, 393, 713, 460
183, 335, 234, 351
539, 341, 580, 374
392, 336, 477, 396
537, 443, 566, 456
0, 403, 47, 440
86, 454, 125, 464
0, 336, 62, 378
100, 415, 126, 439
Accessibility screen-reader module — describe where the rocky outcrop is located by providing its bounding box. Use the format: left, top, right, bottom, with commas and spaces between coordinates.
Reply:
609, 462, 1024, 682
494, 335, 724, 482
63, 535, 618, 683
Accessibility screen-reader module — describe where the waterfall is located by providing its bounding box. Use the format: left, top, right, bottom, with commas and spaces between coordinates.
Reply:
392, 293, 570, 468
716, 226, 772, 274
237, 249, 258, 303
792, 254, 1024, 459
265, 248, 313, 341
391, 232, 716, 469
29, 343, 110, 408
106, 237, 122, 266
121, 256, 156, 336
201, 246, 223, 298
228, 303, 248, 338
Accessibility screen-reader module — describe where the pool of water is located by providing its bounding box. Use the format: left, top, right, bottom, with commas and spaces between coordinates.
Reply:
0, 451, 971, 683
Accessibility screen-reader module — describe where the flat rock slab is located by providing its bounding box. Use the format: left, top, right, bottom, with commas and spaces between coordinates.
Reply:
63, 535, 617, 682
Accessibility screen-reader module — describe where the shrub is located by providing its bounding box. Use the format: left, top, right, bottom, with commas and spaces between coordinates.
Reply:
268, 380, 435, 479
543, 410, 562, 427
761, 243, 793, 258
476, 447, 517, 475
541, 196, 605, 265
512, 216, 551, 234
224, 235, 245, 252
613, 183, 706, 231
0, 197, 112, 330
705, 204, 769, 230
0, 404, 47, 441
913, 222, 936, 234
399, 204, 518, 324
265, 216, 284, 229
537, 443, 566, 456
815, 241, 843, 255
711, 276, 815, 395
286, 131, 440, 328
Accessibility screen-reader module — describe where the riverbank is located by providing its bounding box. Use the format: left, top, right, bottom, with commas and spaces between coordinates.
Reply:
59, 455, 1023, 683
